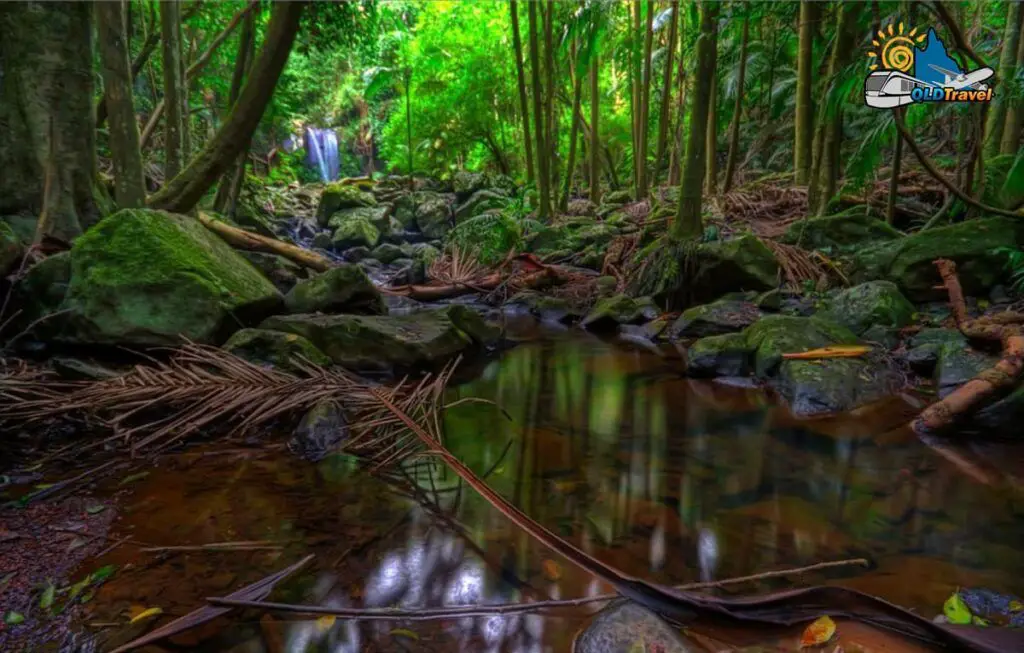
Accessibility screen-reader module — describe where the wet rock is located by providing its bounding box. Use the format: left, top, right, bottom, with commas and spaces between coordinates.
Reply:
687, 332, 750, 376
316, 183, 377, 226
446, 213, 521, 265
415, 193, 456, 239
745, 314, 859, 377
848, 217, 1024, 300
311, 232, 333, 250
972, 384, 1024, 438
331, 215, 380, 249
259, 305, 499, 371
60, 209, 282, 346
328, 205, 391, 233
371, 242, 404, 264
284, 265, 384, 315
817, 280, 916, 335
51, 357, 120, 380
934, 341, 998, 398
239, 252, 303, 294
406, 242, 440, 265
780, 211, 900, 251
573, 601, 702, 653
755, 288, 783, 311
223, 328, 331, 371
289, 399, 347, 462
694, 234, 780, 300
512, 291, 584, 323
776, 356, 900, 417
454, 189, 508, 223
232, 210, 277, 238
582, 294, 659, 331
343, 246, 371, 262
389, 257, 426, 285
0, 221, 21, 275
669, 299, 762, 338
383, 293, 426, 315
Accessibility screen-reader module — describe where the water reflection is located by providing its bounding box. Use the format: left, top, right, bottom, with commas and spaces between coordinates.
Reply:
81, 329, 1024, 652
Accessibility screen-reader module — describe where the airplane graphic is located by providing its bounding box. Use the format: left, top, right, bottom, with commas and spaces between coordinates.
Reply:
928, 64, 993, 90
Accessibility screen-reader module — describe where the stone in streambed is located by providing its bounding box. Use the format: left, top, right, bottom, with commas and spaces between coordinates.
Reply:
60, 209, 282, 346
284, 265, 384, 315
239, 251, 304, 294
573, 601, 702, 653
415, 194, 456, 239
669, 299, 762, 338
328, 206, 391, 233
687, 332, 750, 377
223, 328, 331, 371
290, 399, 348, 462
331, 215, 380, 249
316, 183, 377, 226
693, 235, 780, 301
446, 212, 521, 265
581, 294, 659, 331
744, 314, 859, 377
259, 305, 499, 371
934, 341, 999, 398
817, 280, 915, 335
371, 243, 404, 264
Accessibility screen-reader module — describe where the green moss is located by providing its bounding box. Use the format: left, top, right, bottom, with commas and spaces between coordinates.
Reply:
446, 212, 522, 265
744, 314, 858, 376
817, 280, 915, 335
223, 328, 332, 371
331, 216, 380, 249
695, 235, 779, 299
284, 265, 384, 315
781, 213, 901, 251
687, 332, 751, 376
316, 183, 377, 225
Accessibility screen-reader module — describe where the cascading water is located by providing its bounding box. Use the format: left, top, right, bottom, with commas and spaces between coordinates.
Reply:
304, 127, 340, 182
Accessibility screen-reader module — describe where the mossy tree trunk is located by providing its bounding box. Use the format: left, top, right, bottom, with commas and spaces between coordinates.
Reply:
160, 0, 185, 180
527, 0, 550, 218
637, 0, 654, 199
560, 40, 585, 211
672, 0, 718, 239
0, 2, 100, 241
794, 0, 814, 185
722, 13, 749, 194
653, 0, 680, 184
985, 0, 1022, 157
509, 0, 534, 183
147, 2, 306, 214
999, 6, 1024, 155
97, 0, 146, 210
589, 52, 601, 204
213, 8, 257, 215
631, 0, 642, 194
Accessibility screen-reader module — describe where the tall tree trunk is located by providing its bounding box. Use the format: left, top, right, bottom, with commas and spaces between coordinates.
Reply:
704, 74, 718, 195
544, 0, 557, 201
722, 14, 749, 193
561, 41, 585, 211
653, 0, 680, 184
668, 25, 688, 186
999, 6, 1024, 155
510, 0, 535, 183
673, 1, 718, 239
637, 0, 654, 199
589, 52, 601, 204
794, 0, 814, 185
631, 0, 642, 194
160, 1, 185, 180
97, 0, 146, 210
148, 2, 306, 214
527, 0, 550, 218
985, 0, 1022, 157
764, 19, 776, 126
213, 8, 256, 214
0, 1, 100, 241
887, 109, 904, 225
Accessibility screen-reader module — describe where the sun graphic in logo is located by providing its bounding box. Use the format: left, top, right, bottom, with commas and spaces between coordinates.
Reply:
868, 22, 926, 72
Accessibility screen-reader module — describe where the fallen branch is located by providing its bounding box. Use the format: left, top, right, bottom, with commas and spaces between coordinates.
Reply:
388, 266, 562, 302
197, 211, 334, 272
207, 558, 870, 620
911, 259, 1024, 435
141, 540, 284, 553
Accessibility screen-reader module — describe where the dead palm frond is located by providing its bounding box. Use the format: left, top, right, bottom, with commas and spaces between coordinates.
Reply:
713, 184, 808, 238
763, 239, 833, 289
426, 244, 488, 286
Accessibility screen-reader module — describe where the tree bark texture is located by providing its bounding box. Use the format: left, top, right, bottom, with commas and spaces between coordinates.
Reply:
509, 0, 535, 183
527, 0, 550, 218
653, 0, 680, 184
160, 1, 185, 180
589, 53, 601, 204
213, 8, 257, 214
722, 13, 749, 194
985, 0, 1022, 157
794, 0, 814, 185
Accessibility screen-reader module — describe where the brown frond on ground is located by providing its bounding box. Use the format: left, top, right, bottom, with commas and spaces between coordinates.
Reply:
426, 245, 488, 286
713, 184, 808, 238
762, 239, 833, 289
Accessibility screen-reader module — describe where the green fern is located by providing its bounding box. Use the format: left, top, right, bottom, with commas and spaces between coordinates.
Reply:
995, 246, 1024, 293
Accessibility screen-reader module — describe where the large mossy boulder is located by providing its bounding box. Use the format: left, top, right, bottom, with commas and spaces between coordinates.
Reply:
780, 212, 901, 251
331, 215, 380, 250
0, 221, 21, 275
223, 328, 331, 372
446, 212, 521, 265
694, 234, 779, 300
776, 356, 899, 417
284, 265, 384, 315
574, 601, 701, 653
239, 251, 304, 294
454, 190, 508, 223
849, 217, 1024, 300
316, 183, 377, 226
259, 305, 499, 371
669, 299, 762, 338
61, 210, 282, 346
416, 194, 456, 239
581, 294, 658, 330
328, 205, 391, 234
817, 280, 915, 335
934, 341, 998, 398
745, 314, 859, 376
687, 332, 750, 377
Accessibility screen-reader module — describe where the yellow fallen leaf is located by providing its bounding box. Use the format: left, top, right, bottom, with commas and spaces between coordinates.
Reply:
316, 615, 336, 632
542, 559, 562, 581
390, 628, 419, 640
799, 615, 837, 648
783, 345, 871, 360
128, 606, 163, 624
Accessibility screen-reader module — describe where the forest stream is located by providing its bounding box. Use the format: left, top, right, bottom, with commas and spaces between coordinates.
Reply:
12, 320, 1021, 652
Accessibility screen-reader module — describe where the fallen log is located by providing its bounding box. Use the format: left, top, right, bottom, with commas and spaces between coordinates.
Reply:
387, 267, 559, 302
911, 259, 1024, 435
197, 211, 334, 272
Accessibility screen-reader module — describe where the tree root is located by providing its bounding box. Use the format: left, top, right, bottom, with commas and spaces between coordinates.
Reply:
911, 259, 1024, 435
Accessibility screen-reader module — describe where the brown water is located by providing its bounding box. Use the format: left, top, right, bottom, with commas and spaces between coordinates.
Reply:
70, 326, 1024, 652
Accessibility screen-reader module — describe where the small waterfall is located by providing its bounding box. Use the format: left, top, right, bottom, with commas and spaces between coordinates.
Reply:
304, 127, 340, 182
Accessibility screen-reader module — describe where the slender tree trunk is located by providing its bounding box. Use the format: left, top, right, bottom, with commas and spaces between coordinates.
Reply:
999, 6, 1024, 155
704, 74, 718, 195
97, 0, 146, 209
673, 1, 718, 239
148, 2, 306, 214
653, 0, 680, 184
561, 41, 585, 211
160, 1, 185, 180
213, 8, 256, 214
405, 69, 413, 180
794, 0, 814, 185
527, 0, 550, 218
764, 20, 776, 126
887, 109, 904, 225
631, 0, 642, 194
668, 20, 688, 186
637, 0, 654, 199
985, 0, 1022, 157
510, 0, 535, 183
589, 52, 601, 204
544, 0, 557, 200
722, 14, 749, 193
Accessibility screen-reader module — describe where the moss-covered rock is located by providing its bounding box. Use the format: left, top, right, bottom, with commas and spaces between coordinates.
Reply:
669, 299, 762, 338
446, 212, 522, 265
284, 265, 384, 315
316, 183, 377, 226
223, 328, 331, 371
602, 190, 632, 205
371, 242, 404, 264
454, 190, 508, 223
687, 332, 751, 377
331, 215, 380, 249
574, 601, 701, 653
0, 221, 21, 275
290, 399, 347, 462
817, 280, 915, 335
780, 212, 901, 251
239, 251, 303, 293
11, 251, 71, 335
694, 234, 779, 300
934, 341, 998, 398
744, 314, 859, 377
581, 294, 658, 330
259, 305, 498, 371
328, 205, 391, 234
776, 356, 899, 417
452, 171, 514, 200
402, 242, 441, 265
61, 209, 282, 346
848, 217, 1024, 300
415, 194, 455, 239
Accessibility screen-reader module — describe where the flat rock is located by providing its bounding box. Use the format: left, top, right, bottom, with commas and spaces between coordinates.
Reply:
223, 328, 331, 372
284, 265, 384, 315
573, 601, 701, 653
669, 299, 762, 338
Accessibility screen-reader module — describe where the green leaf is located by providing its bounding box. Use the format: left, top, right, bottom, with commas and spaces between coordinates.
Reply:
85, 504, 106, 515
944, 591, 973, 625
119, 472, 149, 486
89, 565, 117, 584
4, 611, 25, 626
39, 581, 56, 610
